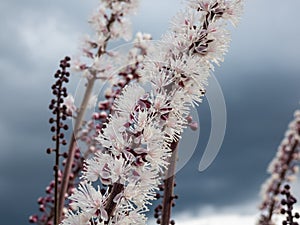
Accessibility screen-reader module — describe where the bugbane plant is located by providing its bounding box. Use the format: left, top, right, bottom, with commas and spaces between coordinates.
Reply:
258, 110, 300, 225
59, 4, 142, 221
30, 1, 154, 224
60, 0, 243, 225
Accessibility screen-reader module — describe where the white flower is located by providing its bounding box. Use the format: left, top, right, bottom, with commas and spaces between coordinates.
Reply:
113, 83, 145, 116
61, 211, 92, 225
223, 0, 243, 27
141, 60, 175, 88
97, 115, 131, 156
65, 95, 76, 115
114, 210, 147, 225
83, 152, 111, 182
84, 150, 132, 185
106, 155, 128, 183
187, 0, 220, 12
199, 22, 231, 66
69, 182, 108, 221
89, 5, 109, 37
110, 17, 132, 41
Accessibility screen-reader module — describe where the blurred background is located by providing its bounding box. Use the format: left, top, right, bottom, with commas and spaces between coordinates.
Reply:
0, 0, 300, 224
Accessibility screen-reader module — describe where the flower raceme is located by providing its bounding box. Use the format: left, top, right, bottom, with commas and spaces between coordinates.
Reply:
30, 0, 151, 224
61, 0, 243, 224
258, 110, 300, 224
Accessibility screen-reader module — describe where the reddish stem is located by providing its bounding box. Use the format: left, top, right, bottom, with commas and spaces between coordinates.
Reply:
58, 77, 96, 221
161, 141, 179, 225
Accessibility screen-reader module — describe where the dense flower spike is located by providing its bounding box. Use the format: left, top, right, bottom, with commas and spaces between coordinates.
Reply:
31, 0, 148, 224
61, 0, 243, 225
57, 0, 142, 223
258, 110, 300, 225
32, 37, 152, 225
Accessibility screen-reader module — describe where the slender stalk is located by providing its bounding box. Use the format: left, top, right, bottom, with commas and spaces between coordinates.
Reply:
161, 141, 179, 225
54, 80, 62, 225
58, 77, 96, 221
58, 12, 117, 221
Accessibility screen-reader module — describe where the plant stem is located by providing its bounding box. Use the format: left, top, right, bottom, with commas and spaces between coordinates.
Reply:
54, 80, 62, 225
104, 183, 124, 224
161, 140, 179, 225
58, 77, 96, 222
57, 12, 117, 222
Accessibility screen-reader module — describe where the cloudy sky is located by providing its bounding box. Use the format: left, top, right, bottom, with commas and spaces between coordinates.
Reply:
1, 0, 300, 224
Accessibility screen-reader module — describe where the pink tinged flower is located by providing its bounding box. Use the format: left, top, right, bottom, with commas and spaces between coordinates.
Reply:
186, 0, 213, 12
110, 18, 132, 41
113, 83, 145, 115
83, 155, 106, 182
84, 151, 130, 185
223, 0, 244, 27
89, 6, 109, 36
134, 110, 148, 132
65, 95, 76, 116
97, 116, 131, 156
71, 58, 87, 72
189, 121, 199, 130
152, 92, 170, 112
107, 156, 127, 183
133, 32, 152, 53
121, 183, 148, 209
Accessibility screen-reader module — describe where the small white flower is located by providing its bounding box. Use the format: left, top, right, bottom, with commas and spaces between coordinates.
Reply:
97, 115, 131, 156
111, 17, 133, 41
83, 152, 111, 182
114, 210, 147, 224
65, 95, 76, 115
113, 83, 145, 116
69, 182, 108, 221
61, 210, 92, 225
223, 0, 244, 27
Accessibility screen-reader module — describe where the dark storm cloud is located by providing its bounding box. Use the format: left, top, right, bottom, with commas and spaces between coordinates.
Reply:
173, 68, 300, 212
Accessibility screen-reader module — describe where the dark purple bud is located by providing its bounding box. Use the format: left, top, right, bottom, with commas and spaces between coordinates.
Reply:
46, 148, 52, 154
29, 215, 38, 223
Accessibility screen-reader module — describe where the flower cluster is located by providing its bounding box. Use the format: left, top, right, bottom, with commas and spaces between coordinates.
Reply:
77, 32, 153, 156
89, 0, 139, 43
258, 110, 300, 225
31, 0, 149, 224
74, 0, 140, 77
48, 33, 152, 225
61, 0, 243, 224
